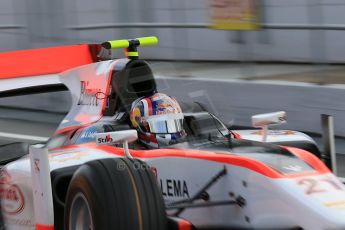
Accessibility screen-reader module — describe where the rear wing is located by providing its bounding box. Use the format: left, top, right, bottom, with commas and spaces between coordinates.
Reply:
0, 44, 105, 97
0, 44, 103, 79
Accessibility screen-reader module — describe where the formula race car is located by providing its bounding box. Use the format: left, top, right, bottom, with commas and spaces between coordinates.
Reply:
0, 37, 345, 230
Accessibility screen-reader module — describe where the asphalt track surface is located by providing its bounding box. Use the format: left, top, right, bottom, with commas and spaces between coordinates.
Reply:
0, 107, 63, 145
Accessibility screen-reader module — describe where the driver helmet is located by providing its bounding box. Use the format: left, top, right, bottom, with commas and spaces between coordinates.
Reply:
130, 93, 186, 148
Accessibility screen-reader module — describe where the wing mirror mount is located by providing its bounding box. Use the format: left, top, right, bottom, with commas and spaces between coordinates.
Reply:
95, 130, 138, 158
251, 111, 287, 142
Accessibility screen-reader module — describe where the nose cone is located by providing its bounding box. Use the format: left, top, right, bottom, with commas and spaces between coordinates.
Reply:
279, 173, 345, 230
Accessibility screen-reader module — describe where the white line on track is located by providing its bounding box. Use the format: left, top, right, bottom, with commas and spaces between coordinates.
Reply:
0, 132, 49, 142
155, 75, 345, 89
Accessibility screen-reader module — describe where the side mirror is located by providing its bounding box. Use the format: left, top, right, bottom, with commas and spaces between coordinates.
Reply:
95, 130, 138, 158
251, 111, 287, 142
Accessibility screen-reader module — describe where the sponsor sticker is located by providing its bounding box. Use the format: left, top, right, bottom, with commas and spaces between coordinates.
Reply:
0, 171, 25, 215
323, 200, 345, 209
252, 130, 295, 136
97, 134, 113, 144
49, 151, 89, 163
78, 81, 102, 106
295, 175, 345, 210
77, 126, 98, 144
160, 179, 190, 198
297, 176, 344, 196
6, 217, 33, 227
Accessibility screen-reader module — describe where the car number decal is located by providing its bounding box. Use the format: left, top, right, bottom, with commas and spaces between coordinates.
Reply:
297, 177, 343, 195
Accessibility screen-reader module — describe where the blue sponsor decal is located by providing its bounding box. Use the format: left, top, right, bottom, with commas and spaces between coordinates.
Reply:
77, 126, 98, 144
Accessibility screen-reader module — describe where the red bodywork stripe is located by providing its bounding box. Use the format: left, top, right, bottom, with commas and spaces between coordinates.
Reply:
232, 131, 242, 139
178, 219, 192, 230
53, 143, 330, 179
36, 224, 54, 230
102, 61, 117, 111
0, 44, 100, 79
283, 146, 331, 174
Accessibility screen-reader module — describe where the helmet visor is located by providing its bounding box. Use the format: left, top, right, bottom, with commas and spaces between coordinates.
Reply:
145, 114, 184, 134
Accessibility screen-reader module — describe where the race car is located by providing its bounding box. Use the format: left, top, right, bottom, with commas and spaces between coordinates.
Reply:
0, 36, 345, 230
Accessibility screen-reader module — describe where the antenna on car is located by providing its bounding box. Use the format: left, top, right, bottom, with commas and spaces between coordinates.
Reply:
101, 36, 158, 60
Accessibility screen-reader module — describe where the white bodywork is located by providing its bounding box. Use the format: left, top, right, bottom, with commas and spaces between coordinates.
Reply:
0, 74, 60, 92
2, 146, 345, 230
252, 111, 287, 128
29, 146, 54, 229
235, 129, 317, 145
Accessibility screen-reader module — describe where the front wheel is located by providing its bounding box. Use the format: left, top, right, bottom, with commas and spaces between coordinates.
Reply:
64, 158, 167, 230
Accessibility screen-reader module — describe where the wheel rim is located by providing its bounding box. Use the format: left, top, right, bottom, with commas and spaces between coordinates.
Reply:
69, 192, 94, 230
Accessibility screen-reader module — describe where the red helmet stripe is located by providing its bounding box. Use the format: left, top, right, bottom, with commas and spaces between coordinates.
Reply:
144, 98, 153, 116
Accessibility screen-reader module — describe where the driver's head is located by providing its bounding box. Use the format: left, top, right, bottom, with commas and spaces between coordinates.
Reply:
130, 93, 186, 148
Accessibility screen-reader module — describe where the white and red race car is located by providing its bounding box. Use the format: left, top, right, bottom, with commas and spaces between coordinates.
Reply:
0, 37, 344, 230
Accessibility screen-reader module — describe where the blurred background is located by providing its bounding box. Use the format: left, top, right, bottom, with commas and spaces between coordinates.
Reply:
1, 0, 345, 62
3, 0, 345, 80
1, 0, 345, 173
